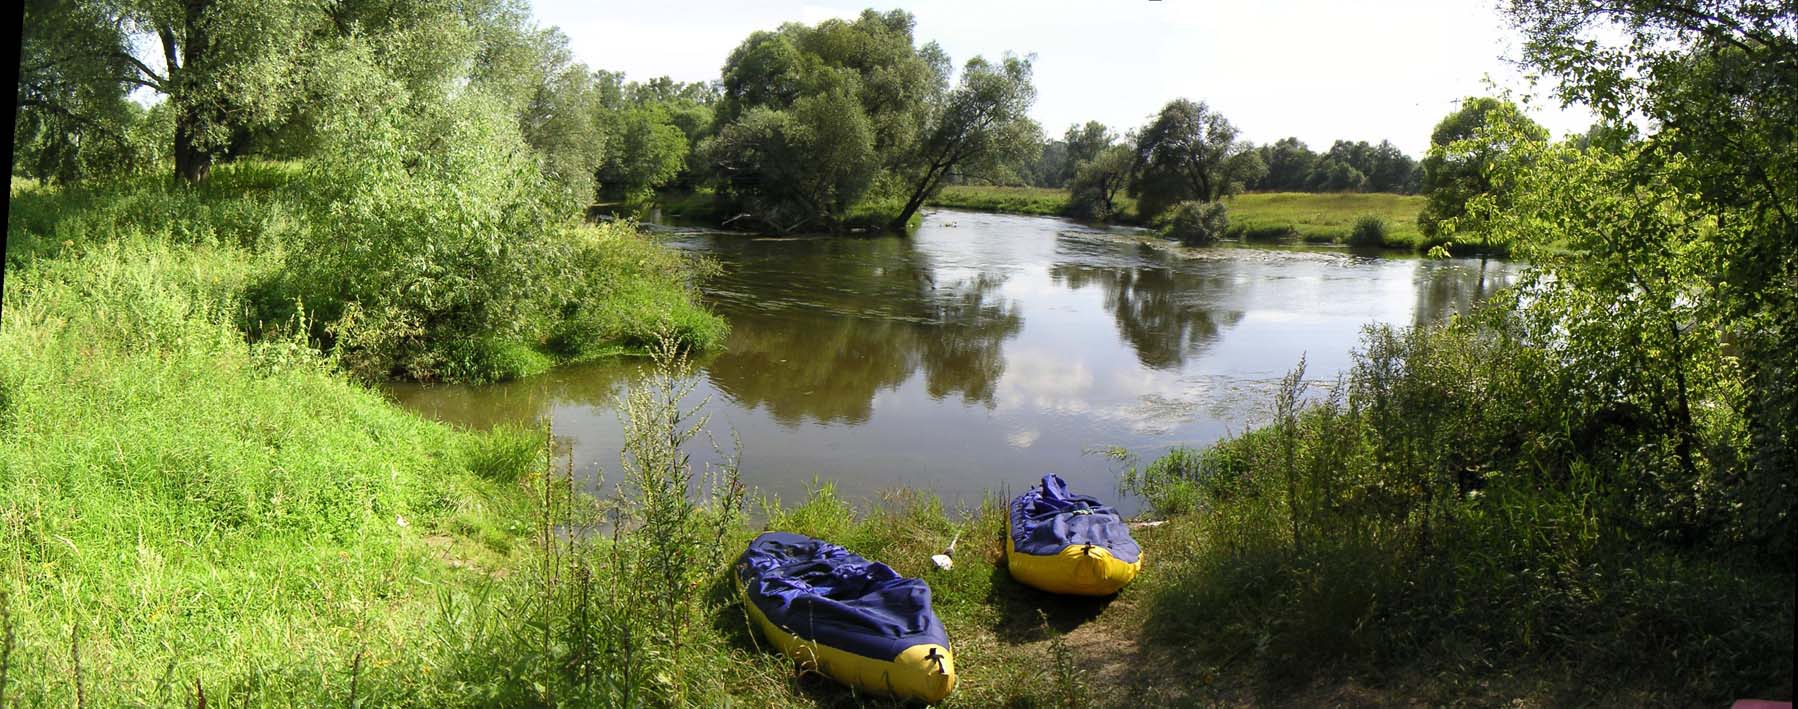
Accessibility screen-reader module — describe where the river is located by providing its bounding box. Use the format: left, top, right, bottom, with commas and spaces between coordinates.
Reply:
385, 209, 1517, 513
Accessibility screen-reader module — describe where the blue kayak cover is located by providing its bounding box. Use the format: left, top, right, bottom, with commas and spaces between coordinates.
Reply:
736, 532, 949, 661
1011, 474, 1141, 563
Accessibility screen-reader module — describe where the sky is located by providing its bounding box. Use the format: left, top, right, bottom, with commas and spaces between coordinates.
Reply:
532, 0, 1597, 157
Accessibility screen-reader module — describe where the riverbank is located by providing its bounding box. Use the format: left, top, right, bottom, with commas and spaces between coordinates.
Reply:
4, 179, 1787, 705
924, 186, 1454, 252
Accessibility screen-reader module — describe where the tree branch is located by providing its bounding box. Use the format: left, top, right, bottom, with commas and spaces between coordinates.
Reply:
117, 51, 168, 91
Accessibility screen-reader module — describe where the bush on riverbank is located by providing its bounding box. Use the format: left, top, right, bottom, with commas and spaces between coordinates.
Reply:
1121, 312, 1794, 703
1347, 213, 1389, 246
1157, 200, 1230, 246
7, 163, 725, 383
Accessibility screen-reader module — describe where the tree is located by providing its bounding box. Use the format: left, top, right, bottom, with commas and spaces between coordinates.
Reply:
598, 105, 690, 203
708, 9, 949, 231
1501, 0, 1798, 552
1068, 144, 1134, 220
1129, 99, 1252, 221
1061, 121, 1114, 181
17, 0, 143, 182
1415, 97, 1547, 238
17, 0, 311, 182
1366, 140, 1417, 192
701, 92, 878, 232
888, 54, 1039, 231
1309, 160, 1367, 192
522, 65, 611, 204
1256, 137, 1318, 191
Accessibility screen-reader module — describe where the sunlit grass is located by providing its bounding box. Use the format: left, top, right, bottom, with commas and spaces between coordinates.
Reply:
926, 185, 1435, 250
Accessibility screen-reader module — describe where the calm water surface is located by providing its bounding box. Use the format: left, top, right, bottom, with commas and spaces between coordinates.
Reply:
386, 210, 1516, 512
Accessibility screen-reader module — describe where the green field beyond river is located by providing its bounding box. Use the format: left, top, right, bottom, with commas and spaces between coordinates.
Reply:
388, 209, 1515, 508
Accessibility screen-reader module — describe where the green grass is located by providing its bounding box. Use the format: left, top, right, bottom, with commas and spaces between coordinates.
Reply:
925, 185, 1079, 217
8, 165, 727, 383
0, 236, 538, 703
1223, 192, 1425, 248
925, 186, 1440, 251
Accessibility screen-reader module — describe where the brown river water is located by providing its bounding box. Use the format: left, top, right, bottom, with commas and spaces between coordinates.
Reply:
385, 209, 1516, 514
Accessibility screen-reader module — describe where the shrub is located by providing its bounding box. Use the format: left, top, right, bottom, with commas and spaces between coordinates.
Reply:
1157, 200, 1229, 246
1347, 213, 1388, 246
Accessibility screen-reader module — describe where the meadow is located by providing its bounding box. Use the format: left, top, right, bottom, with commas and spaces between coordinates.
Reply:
927, 186, 1444, 251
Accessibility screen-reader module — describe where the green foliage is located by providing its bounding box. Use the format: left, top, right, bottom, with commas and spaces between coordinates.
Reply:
523, 64, 613, 203
598, 104, 691, 202
890, 53, 1041, 230
1067, 145, 1134, 221
707, 9, 951, 232
1502, 0, 1797, 555
1156, 200, 1229, 246
1130, 315, 1793, 700
1415, 97, 1547, 239
0, 235, 542, 703
1129, 98, 1255, 220
1346, 214, 1388, 246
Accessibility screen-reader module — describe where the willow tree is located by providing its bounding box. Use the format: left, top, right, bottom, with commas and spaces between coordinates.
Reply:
707, 10, 946, 230
1129, 99, 1255, 221
888, 54, 1040, 231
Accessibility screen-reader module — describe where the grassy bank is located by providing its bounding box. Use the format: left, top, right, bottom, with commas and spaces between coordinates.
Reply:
926, 186, 1444, 251
7, 164, 726, 383
1224, 192, 1425, 248
4, 174, 1785, 706
3, 275, 1788, 703
0, 234, 543, 702
924, 185, 1078, 217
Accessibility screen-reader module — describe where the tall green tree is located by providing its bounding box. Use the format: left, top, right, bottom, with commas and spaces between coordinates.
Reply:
708, 9, 948, 230
1255, 137, 1318, 191
1129, 99, 1253, 220
1415, 97, 1547, 238
1061, 120, 1114, 181
18, 0, 313, 182
889, 54, 1040, 230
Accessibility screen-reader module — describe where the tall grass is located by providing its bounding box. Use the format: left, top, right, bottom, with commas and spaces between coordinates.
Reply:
1122, 311, 1795, 703
0, 235, 539, 703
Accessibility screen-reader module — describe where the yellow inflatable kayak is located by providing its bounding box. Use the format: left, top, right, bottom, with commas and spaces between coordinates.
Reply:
1005, 474, 1142, 596
735, 532, 956, 703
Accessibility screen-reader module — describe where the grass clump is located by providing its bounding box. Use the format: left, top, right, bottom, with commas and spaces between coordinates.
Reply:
1346, 213, 1389, 247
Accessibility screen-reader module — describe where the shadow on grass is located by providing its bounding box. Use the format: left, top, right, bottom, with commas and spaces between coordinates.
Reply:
983, 557, 1113, 644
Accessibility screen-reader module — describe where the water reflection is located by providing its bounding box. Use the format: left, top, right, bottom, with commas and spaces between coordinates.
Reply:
701, 237, 1023, 425
1050, 263, 1245, 370
1413, 257, 1516, 325
387, 210, 1522, 510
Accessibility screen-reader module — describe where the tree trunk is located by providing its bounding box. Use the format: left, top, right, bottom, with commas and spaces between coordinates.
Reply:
170, 0, 213, 183
174, 110, 212, 183
890, 167, 942, 233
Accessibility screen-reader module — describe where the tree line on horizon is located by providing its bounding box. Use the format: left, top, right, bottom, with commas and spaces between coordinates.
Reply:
18, 2, 1531, 237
